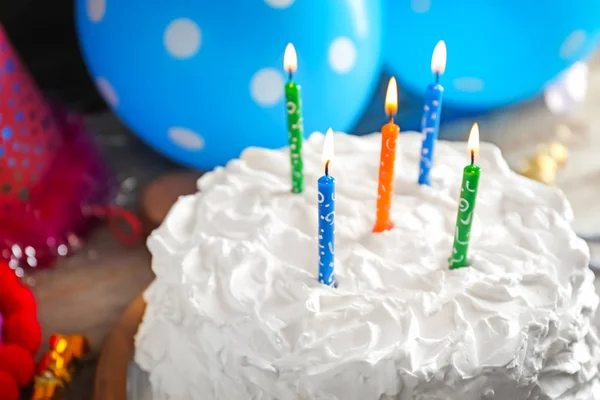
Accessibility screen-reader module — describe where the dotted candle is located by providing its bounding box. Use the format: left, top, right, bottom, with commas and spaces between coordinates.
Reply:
419, 41, 446, 186
318, 129, 335, 287
284, 43, 304, 193
449, 123, 481, 269
373, 77, 399, 233
418, 85, 443, 185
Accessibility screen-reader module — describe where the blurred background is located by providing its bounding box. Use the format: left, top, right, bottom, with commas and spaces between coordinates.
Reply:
0, 1, 600, 398
3, 0, 600, 166
0, 0, 102, 111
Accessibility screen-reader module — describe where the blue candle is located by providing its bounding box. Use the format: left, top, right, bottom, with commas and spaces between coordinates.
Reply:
318, 129, 335, 287
419, 40, 447, 186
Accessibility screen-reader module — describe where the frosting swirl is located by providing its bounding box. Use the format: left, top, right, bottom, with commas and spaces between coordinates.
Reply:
136, 132, 599, 399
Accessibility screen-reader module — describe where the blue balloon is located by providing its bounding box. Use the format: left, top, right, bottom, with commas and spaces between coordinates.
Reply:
384, 0, 600, 110
76, 0, 383, 170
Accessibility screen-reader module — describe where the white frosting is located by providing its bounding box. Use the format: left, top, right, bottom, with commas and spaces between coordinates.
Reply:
135, 132, 600, 400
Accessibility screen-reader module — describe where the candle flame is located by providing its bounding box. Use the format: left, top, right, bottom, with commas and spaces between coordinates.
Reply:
468, 123, 480, 154
284, 43, 297, 73
431, 40, 447, 75
385, 77, 398, 116
322, 128, 334, 163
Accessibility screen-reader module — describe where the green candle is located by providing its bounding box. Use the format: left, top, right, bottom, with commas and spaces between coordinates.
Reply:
284, 43, 304, 193
449, 123, 481, 269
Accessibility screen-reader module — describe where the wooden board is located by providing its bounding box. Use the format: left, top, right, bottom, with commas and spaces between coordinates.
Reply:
33, 229, 153, 358
94, 294, 146, 400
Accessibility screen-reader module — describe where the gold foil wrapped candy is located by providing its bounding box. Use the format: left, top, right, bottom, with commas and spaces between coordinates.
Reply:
519, 142, 568, 185
31, 335, 90, 400
31, 375, 63, 400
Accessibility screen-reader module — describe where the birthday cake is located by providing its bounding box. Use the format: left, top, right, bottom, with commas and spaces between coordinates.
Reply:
134, 131, 600, 400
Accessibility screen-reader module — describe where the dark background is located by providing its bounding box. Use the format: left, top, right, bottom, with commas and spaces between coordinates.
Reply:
0, 0, 104, 112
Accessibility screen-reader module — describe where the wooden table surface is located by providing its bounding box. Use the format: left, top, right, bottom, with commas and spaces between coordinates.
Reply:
30, 54, 600, 399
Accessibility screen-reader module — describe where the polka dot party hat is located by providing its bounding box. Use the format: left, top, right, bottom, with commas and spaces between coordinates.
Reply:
0, 25, 63, 209
0, 25, 137, 270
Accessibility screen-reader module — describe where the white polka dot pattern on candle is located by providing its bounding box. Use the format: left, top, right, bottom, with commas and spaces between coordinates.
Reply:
410, 0, 431, 13
164, 18, 202, 59
453, 77, 485, 93
87, 0, 106, 22
317, 188, 336, 286
264, 0, 295, 8
250, 68, 285, 106
95, 77, 119, 107
169, 127, 205, 150
373, 129, 398, 232
560, 30, 586, 59
328, 37, 357, 74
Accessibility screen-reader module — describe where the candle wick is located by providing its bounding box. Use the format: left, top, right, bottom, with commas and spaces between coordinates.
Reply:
288, 69, 293, 81
325, 160, 330, 176
435, 72, 440, 84
470, 150, 475, 166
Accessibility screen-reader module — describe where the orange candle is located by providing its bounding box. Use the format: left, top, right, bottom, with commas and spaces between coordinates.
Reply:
373, 77, 400, 233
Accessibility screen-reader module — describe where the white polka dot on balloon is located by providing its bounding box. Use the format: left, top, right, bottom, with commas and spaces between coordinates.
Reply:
453, 77, 485, 93
95, 77, 119, 107
560, 30, 586, 59
169, 127, 205, 150
410, 0, 431, 13
250, 68, 284, 106
87, 0, 106, 22
346, 0, 368, 37
328, 37, 357, 74
264, 0, 295, 8
164, 18, 202, 59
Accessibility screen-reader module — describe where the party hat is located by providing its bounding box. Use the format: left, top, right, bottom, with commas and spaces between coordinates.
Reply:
0, 25, 64, 213
0, 24, 134, 270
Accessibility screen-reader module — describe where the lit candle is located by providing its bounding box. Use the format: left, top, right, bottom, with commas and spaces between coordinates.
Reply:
318, 129, 335, 287
449, 123, 481, 269
373, 77, 400, 233
419, 40, 447, 186
284, 43, 304, 193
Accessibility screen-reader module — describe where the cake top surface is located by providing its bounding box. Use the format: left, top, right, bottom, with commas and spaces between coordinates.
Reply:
146, 131, 597, 397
